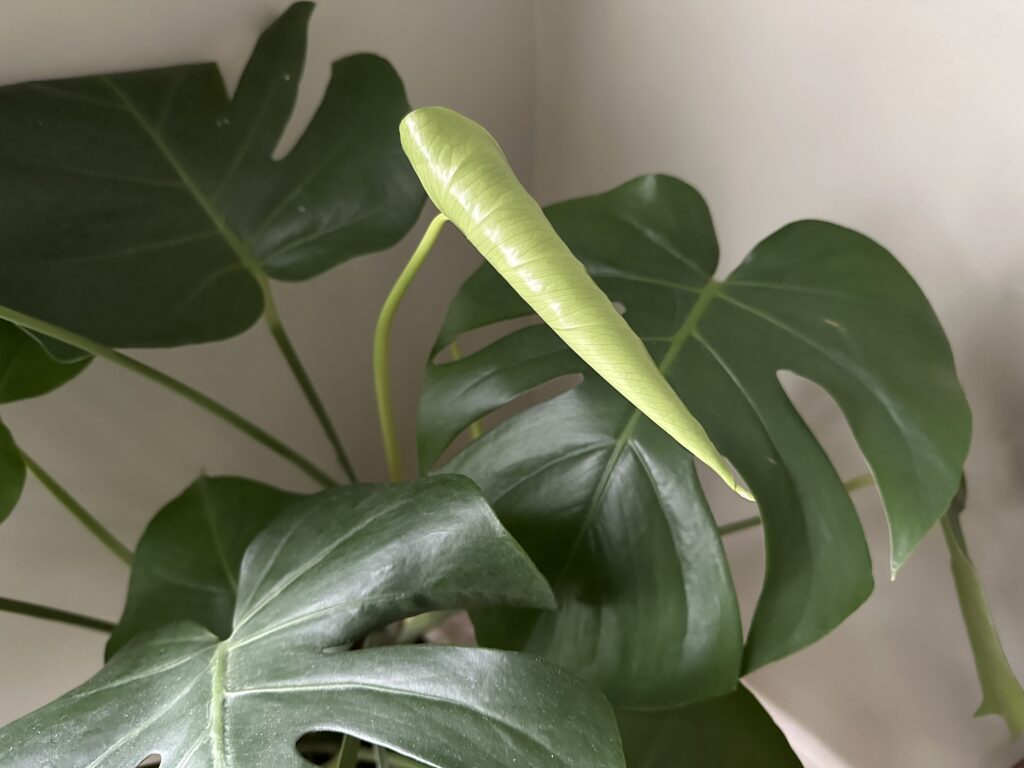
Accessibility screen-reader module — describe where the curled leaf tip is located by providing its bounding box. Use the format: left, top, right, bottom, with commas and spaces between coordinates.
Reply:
400, 106, 746, 499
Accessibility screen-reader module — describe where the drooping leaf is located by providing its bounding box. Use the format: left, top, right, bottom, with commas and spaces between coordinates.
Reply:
0, 476, 626, 768
0, 2, 424, 352
941, 479, 1024, 734
400, 107, 747, 501
424, 174, 970, 705
617, 685, 802, 768
106, 475, 304, 659
0, 321, 91, 523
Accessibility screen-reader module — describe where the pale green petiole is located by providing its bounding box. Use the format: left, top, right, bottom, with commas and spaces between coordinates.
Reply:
374, 214, 449, 482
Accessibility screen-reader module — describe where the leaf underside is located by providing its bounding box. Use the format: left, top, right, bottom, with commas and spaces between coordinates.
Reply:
0, 476, 626, 768
0, 2, 424, 353
421, 174, 970, 707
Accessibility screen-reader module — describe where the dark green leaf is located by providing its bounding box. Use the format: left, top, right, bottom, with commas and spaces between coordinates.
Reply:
0, 2, 424, 351
0, 321, 90, 403
617, 685, 801, 768
0, 419, 25, 525
0, 476, 626, 768
106, 475, 304, 658
423, 174, 970, 704
942, 479, 1024, 733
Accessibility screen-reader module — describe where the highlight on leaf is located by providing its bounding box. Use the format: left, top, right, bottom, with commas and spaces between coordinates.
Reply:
399, 106, 751, 502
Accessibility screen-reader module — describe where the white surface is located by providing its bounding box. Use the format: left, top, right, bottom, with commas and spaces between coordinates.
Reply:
531, 2, 1024, 766
2, 2, 1023, 766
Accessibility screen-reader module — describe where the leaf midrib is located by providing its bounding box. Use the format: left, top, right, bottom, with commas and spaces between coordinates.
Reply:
547, 279, 721, 593
101, 77, 271, 298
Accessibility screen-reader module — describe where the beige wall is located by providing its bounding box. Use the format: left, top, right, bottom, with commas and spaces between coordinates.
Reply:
3, 2, 1023, 766
532, 2, 1024, 766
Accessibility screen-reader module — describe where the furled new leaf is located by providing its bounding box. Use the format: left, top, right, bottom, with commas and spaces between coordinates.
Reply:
0, 321, 90, 522
617, 685, 802, 768
0, 2, 423, 352
942, 479, 1024, 733
400, 107, 748, 500
423, 174, 970, 706
0, 476, 626, 768
106, 475, 304, 658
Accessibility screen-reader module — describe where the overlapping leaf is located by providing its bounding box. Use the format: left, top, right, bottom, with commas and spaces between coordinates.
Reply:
421, 174, 970, 706
617, 685, 801, 767
0, 476, 626, 768
0, 321, 90, 522
0, 2, 423, 352
106, 475, 304, 658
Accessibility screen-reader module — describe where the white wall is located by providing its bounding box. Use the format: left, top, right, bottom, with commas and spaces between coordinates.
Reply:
3, 2, 1023, 766
532, 2, 1024, 766
0, 0, 535, 722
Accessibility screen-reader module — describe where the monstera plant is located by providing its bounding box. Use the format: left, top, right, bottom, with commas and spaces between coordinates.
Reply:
0, 3, 1021, 767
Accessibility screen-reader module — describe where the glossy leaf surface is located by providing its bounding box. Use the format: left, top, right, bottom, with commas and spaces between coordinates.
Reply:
0, 2, 423, 351
942, 480, 1024, 733
617, 685, 801, 768
425, 175, 970, 704
400, 107, 747, 500
106, 476, 304, 658
0, 476, 625, 768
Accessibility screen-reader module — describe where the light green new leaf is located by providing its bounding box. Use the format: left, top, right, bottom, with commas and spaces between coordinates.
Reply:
0, 2, 423, 352
0, 321, 90, 522
942, 479, 1024, 734
617, 685, 801, 768
0, 476, 626, 768
399, 107, 748, 500
106, 475, 304, 658
423, 174, 970, 706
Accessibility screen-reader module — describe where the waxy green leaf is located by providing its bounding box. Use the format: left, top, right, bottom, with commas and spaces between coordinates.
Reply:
423, 174, 970, 704
106, 476, 304, 658
617, 685, 801, 767
0, 476, 626, 768
400, 107, 748, 501
0, 2, 424, 351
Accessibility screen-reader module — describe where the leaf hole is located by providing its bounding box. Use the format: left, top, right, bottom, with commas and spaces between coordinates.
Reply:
134, 755, 160, 768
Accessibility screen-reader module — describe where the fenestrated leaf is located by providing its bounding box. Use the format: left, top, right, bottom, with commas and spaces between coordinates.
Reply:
400, 107, 748, 500
0, 321, 90, 523
106, 475, 304, 659
0, 2, 424, 352
617, 685, 801, 768
0, 476, 626, 768
423, 174, 970, 704
942, 479, 1024, 733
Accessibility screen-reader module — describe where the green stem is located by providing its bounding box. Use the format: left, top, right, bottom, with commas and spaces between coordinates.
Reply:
260, 278, 357, 482
359, 747, 424, 768
374, 214, 449, 482
329, 735, 361, 768
0, 596, 115, 633
719, 473, 876, 537
20, 450, 133, 566
0, 304, 336, 488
